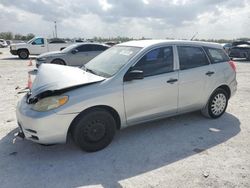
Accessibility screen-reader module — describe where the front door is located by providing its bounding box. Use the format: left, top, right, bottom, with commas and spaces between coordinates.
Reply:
123, 46, 179, 125
30, 38, 47, 55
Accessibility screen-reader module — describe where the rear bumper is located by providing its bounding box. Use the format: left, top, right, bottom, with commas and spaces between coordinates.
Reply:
16, 96, 77, 144
229, 79, 237, 98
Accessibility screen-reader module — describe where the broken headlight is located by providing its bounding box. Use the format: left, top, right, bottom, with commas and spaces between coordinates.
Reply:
31, 96, 68, 112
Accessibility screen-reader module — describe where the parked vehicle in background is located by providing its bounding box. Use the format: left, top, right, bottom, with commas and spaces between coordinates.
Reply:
36, 43, 110, 67
104, 41, 119, 46
10, 37, 71, 59
74, 39, 85, 43
228, 41, 250, 60
0, 39, 8, 48
6, 40, 12, 46
16, 40, 237, 152
222, 43, 232, 54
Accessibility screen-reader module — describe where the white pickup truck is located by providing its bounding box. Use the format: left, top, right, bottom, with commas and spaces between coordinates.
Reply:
10, 37, 72, 59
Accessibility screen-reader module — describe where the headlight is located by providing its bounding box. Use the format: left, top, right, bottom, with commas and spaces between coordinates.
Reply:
37, 57, 47, 61
11, 46, 16, 50
31, 96, 68, 112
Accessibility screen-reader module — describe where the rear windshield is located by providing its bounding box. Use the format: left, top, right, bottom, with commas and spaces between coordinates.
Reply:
204, 47, 229, 63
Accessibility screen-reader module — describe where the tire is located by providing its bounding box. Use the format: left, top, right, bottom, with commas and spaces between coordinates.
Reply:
51, 59, 66, 65
247, 52, 250, 61
201, 88, 229, 119
72, 108, 116, 152
18, 49, 29, 59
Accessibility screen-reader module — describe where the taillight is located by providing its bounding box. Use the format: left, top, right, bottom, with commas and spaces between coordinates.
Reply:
228, 60, 236, 72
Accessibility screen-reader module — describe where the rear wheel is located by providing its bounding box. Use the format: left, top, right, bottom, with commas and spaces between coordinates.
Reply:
18, 49, 29, 59
51, 59, 66, 65
247, 52, 250, 61
202, 88, 228, 119
72, 109, 116, 152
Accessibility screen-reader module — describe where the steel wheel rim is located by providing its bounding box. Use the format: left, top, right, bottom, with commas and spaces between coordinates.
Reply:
20, 51, 27, 58
211, 93, 227, 116
83, 120, 106, 142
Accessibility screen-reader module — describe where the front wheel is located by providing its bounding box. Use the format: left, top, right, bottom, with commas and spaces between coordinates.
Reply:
18, 49, 29, 59
72, 109, 116, 152
202, 88, 229, 119
51, 59, 66, 65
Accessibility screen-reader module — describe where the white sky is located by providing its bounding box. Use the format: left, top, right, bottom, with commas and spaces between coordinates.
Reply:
0, 0, 249, 39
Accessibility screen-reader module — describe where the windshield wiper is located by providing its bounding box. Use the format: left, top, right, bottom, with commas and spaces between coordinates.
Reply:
82, 65, 98, 75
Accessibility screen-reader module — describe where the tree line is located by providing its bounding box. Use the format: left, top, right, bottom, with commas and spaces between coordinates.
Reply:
1, 31, 249, 43
0, 32, 35, 41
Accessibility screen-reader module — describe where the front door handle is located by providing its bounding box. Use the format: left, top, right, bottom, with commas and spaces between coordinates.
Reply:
206, 71, 215, 76
167, 78, 178, 84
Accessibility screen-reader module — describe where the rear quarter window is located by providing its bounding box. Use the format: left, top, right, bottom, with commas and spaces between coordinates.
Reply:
205, 47, 229, 63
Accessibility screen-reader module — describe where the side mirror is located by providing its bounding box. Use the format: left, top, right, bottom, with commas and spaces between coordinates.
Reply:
124, 70, 144, 82
71, 49, 78, 54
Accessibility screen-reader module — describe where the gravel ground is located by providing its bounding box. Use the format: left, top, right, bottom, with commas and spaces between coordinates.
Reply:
0, 47, 249, 188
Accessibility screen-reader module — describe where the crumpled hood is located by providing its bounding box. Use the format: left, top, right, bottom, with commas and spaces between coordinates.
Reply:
30, 64, 105, 98
37, 51, 64, 58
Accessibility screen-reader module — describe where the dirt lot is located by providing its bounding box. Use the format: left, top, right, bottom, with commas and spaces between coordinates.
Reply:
0, 47, 249, 188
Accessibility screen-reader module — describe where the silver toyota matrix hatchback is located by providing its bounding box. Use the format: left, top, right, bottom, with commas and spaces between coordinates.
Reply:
16, 40, 237, 152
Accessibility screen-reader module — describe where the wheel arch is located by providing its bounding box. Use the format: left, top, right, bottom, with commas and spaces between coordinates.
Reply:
51, 58, 66, 65
217, 84, 231, 99
67, 105, 121, 138
203, 84, 231, 110
17, 48, 30, 54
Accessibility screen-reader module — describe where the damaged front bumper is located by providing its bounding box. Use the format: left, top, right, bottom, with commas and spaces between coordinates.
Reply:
16, 95, 77, 145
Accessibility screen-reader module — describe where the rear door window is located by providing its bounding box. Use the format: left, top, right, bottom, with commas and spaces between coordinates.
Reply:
76, 44, 92, 52
204, 47, 230, 63
91, 45, 109, 51
177, 46, 209, 70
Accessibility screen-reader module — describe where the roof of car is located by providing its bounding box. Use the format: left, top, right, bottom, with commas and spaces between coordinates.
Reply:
72, 42, 109, 47
118, 40, 223, 49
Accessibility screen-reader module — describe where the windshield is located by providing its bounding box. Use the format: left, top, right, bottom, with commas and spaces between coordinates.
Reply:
61, 44, 79, 53
84, 46, 141, 78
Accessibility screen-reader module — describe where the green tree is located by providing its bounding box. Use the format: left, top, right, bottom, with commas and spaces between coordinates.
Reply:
14, 34, 22, 40
0, 32, 13, 40
26, 33, 35, 40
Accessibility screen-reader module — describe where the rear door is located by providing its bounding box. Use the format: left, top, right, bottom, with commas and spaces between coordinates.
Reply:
124, 46, 179, 125
67, 44, 93, 66
177, 45, 215, 112
89, 45, 109, 60
204, 47, 232, 97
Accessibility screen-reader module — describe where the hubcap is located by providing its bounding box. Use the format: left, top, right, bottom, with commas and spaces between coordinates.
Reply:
20, 51, 27, 58
83, 120, 106, 142
211, 93, 227, 116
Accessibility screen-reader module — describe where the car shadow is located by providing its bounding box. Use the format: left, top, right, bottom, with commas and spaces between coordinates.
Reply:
0, 112, 240, 188
28, 69, 38, 75
0, 56, 37, 61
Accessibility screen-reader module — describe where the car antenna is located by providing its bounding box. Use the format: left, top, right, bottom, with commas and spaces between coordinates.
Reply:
190, 32, 198, 41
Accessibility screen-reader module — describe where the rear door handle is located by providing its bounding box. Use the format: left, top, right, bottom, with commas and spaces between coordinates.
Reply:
167, 78, 178, 84
206, 71, 215, 76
